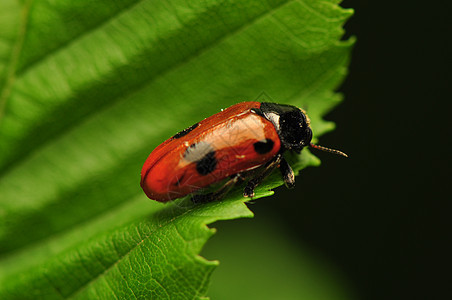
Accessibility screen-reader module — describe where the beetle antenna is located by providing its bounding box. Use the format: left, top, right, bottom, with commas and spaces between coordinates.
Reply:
309, 143, 348, 158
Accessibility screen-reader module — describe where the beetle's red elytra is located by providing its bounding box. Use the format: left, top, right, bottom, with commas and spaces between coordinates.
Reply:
140, 102, 347, 203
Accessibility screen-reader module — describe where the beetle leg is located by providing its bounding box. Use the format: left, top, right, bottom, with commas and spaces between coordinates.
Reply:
243, 154, 282, 198
191, 174, 243, 204
279, 157, 295, 189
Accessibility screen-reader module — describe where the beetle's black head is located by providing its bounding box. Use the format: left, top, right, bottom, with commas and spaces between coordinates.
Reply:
259, 102, 312, 153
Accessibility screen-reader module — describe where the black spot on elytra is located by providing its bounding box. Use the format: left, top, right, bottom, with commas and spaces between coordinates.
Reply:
196, 151, 217, 175
253, 139, 274, 154
172, 123, 199, 139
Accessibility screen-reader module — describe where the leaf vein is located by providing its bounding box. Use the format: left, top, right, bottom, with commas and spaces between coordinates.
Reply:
70, 206, 196, 298
0, 0, 32, 122
15, 0, 142, 77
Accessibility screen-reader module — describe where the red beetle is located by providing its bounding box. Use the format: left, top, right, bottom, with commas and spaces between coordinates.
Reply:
141, 102, 347, 203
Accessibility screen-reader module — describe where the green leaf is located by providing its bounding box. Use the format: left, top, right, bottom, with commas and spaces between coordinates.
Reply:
204, 217, 355, 300
0, 197, 254, 299
0, 0, 353, 298
0, 0, 21, 103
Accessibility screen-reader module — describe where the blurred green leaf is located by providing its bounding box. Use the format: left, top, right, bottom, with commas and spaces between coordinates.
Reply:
204, 216, 355, 300
0, 0, 353, 298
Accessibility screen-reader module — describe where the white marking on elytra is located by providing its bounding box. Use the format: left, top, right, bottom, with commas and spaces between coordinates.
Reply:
183, 141, 214, 163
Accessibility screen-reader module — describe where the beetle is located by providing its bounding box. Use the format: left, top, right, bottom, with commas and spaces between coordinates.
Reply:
140, 102, 347, 203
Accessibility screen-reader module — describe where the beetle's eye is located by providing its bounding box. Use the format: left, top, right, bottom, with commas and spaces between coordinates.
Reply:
302, 127, 313, 146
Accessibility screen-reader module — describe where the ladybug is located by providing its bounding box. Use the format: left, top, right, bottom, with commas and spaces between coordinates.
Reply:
140, 102, 347, 203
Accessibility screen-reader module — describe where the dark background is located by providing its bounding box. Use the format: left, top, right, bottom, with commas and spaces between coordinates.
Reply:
254, 1, 450, 299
